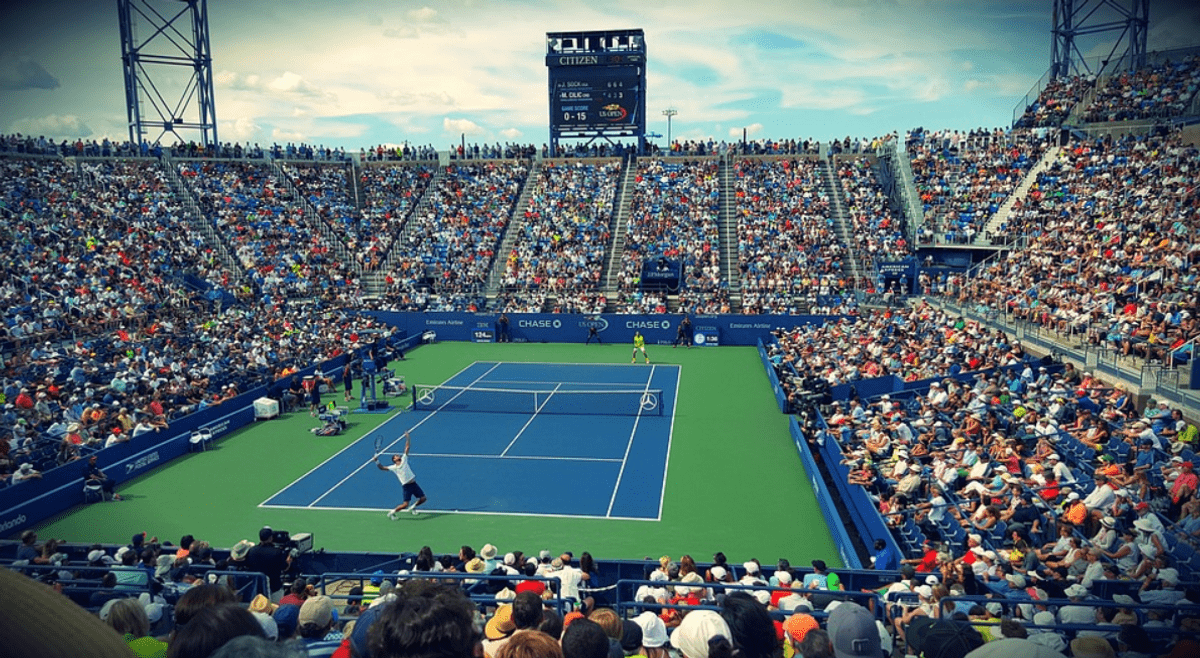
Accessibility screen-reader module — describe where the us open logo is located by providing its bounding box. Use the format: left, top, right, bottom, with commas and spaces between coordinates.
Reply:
579, 318, 609, 332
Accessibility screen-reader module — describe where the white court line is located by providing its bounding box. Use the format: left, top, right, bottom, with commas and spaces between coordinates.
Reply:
258, 503, 659, 522
605, 365, 655, 517
475, 379, 662, 388
257, 361, 483, 507
408, 452, 621, 463
306, 362, 502, 507
500, 383, 561, 456
656, 366, 682, 522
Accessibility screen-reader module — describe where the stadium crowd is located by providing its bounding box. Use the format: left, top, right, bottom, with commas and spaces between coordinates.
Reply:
733, 158, 844, 315
618, 159, 724, 314
1080, 56, 1200, 124
907, 128, 1050, 244
355, 163, 437, 271
382, 161, 529, 312
7, 524, 1200, 658
837, 157, 910, 272
497, 161, 620, 314
955, 129, 1200, 363
1014, 75, 1095, 129
179, 161, 354, 301
0, 297, 400, 484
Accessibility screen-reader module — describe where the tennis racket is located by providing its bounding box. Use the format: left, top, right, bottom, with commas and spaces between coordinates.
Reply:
374, 436, 384, 462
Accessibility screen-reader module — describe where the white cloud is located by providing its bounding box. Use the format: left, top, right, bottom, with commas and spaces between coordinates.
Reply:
221, 116, 261, 142
500, 127, 523, 139
443, 117, 486, 136
383, 26, 419, 39
408, 7, 439, 22
729, 123, 763, 137
272, 127, 306, 142
217, 70, 330, 100
10, 114, 90, 138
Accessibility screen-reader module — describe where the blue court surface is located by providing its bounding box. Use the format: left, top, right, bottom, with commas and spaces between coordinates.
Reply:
261, 362, 680, 520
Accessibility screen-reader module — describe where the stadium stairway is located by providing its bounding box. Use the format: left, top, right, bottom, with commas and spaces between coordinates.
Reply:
717, 154, 741, 311
362, 165, 447, 296
273, 161, 357, 272
160, 154, 247, 285
348, 159, 366, 211
975, 145, 1060, 246
484, 160, 542, 308
819, 157, 867, 284
600, 153, 638, 309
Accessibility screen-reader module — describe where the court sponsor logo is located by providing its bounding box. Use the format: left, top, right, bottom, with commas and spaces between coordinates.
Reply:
518, 319, 562, 329
625, 320, 671, 330
425, 320, 464, 326
203, 419, 231, 438
0, 514, 27, 533
728, 323, 773, 329
125, 451, 161, 475
579, 317, 609, 332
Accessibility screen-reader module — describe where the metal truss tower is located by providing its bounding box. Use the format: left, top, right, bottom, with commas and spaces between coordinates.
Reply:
119, 0, 218, 146
1050, 0, 1148, 79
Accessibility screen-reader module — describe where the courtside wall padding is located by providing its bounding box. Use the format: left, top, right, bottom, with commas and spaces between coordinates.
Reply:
360, 311, 844, 347
789, 417, 861, 569
757, 339, 789, 413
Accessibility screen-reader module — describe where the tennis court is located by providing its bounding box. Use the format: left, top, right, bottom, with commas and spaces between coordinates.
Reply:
261, 361, 680, 520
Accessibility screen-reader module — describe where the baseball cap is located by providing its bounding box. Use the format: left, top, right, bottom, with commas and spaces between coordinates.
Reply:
783, 613, 819, 644
634, 611, 669, 648
298, 595, 334, 629
827, 603, 880, 658
671, 610, 731, 658
273, 604, 300, 639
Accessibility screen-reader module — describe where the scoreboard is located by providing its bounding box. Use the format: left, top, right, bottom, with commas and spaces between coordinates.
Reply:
546, 29, 646, 151
550, 56, 642, 130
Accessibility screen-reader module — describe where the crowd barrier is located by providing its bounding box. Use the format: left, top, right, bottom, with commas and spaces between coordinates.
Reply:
360, 311, 840, 347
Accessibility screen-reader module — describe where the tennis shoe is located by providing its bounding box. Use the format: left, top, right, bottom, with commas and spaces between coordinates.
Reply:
410, 507, 420, 516
387, 511, 396, 520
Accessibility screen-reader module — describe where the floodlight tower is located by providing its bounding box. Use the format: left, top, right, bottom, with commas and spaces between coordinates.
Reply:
1050, 0, 1148, 79
119, 0, 219, 147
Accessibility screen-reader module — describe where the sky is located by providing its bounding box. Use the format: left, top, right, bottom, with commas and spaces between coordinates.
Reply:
1, 0, 1198, 149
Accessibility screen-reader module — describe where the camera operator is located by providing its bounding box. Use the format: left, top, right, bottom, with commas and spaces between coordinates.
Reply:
244, 526, 294, 602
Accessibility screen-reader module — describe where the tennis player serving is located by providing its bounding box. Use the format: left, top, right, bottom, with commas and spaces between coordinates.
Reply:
631, 331, 649, 364
378, 431, 427, 519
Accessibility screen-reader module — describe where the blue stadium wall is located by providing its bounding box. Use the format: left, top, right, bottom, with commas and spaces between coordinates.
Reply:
360, 311, 840, 346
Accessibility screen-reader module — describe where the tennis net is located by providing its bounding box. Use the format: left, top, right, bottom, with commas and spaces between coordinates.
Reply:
410, 385, 664, 416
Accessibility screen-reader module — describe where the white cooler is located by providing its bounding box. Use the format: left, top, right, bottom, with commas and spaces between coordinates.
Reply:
253, 397, 280, 420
